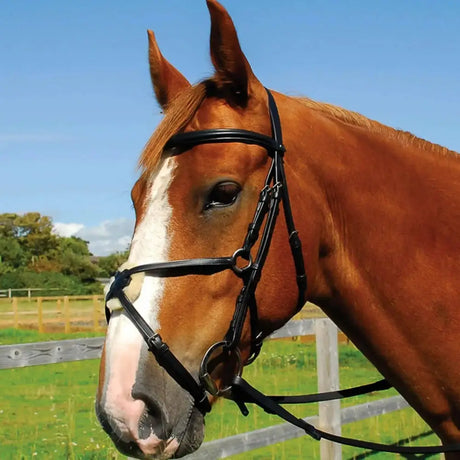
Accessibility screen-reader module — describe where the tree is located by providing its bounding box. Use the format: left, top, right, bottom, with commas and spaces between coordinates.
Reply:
0, 213, 18, 238
0, 236, 27, 273
55, 236, 100, 281
17, 213, 58, 261
0, 212, 102, 295
0, 212, 132, 295
97, 251, 129, 277
0, 212, 58, 268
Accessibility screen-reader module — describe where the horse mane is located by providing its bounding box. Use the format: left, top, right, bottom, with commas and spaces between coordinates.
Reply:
297, 97, 457, 158
139, 81, 457, 176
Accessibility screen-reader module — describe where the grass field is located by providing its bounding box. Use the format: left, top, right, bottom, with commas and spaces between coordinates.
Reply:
0, 328, 441, 459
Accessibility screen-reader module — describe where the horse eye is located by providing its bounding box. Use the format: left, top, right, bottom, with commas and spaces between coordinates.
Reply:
204, 181, 241, 211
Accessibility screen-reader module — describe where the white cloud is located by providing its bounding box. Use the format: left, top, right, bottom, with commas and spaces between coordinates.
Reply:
53, 218, 134, 256
53, 222, 84, 238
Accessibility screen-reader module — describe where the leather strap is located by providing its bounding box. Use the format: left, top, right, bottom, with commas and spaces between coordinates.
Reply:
231, 376, 460, 454
115, 257, 234, 279
166, 128, 282, 155
235, 378, 392, 405
108, 288, 211, 414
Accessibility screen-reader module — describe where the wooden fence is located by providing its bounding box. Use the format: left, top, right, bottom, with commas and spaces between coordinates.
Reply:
0, 295, 106, 332
0, 318, 412, 459
0, 287, 64, 298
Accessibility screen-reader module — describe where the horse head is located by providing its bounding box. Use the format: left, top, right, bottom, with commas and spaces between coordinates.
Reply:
95, 1, 317, 458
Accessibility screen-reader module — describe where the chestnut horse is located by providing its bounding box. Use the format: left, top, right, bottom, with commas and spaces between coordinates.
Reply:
96, 1, 460, 458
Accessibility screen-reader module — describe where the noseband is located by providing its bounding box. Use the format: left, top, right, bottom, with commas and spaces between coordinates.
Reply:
105, 88, 306, 415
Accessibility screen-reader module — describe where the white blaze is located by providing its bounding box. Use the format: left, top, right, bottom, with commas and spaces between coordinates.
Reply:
101, 157, 177, 441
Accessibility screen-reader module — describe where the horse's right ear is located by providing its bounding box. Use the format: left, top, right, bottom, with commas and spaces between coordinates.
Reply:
148, 30, 191, 110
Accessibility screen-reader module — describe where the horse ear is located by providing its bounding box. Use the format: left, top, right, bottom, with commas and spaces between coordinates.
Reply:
206, 0, 260, 102
147, 30, 191, 110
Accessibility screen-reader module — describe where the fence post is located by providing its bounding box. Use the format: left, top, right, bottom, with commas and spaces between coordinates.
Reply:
92, 295, 99, 331
12, 297, 19, 329
37, 297, 44, 333
316, 318, 342, 460
64, 296, 70, 333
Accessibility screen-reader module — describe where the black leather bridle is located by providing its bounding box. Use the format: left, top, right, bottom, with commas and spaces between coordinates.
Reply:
106, 88, 306, 415
105, 88, 460, 455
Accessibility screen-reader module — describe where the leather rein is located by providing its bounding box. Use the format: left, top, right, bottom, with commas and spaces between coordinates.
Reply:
105, 89, 460, 455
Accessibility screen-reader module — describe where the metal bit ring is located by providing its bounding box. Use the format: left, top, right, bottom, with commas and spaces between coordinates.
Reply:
199, 341, 242, 396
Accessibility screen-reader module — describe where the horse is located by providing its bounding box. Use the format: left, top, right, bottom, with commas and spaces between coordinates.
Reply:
96, 1, 460, 458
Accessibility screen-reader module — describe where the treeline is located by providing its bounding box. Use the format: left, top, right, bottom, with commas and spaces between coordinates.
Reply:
0, 213, 128, 296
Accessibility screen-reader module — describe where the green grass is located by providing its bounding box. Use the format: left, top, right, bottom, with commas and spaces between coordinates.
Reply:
0, 359, 120, 460
0, 332, 441, 459
0, 328, 104, 345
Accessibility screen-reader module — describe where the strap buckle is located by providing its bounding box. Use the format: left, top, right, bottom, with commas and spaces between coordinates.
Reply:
245, 331, 264, 365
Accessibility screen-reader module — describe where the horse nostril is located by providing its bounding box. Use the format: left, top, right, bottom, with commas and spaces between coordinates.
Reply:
137, 396, 170, 441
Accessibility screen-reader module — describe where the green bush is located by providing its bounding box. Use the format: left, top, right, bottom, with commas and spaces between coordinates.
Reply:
0, 270, 102, 296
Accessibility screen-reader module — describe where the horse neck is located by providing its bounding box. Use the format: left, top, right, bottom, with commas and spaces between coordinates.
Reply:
280, 94, 460, 437
281, 95, 459, 312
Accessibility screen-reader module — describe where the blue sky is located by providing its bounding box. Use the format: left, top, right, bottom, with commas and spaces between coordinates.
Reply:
1, 1, 459, 255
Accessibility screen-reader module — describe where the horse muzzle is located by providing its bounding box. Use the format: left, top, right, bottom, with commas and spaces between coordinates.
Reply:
96, 379, 204, 459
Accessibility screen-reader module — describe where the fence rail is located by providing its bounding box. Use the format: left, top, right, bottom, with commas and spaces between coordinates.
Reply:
0, 295, 106, 332
0, 318, 413, 459
0, 336, 104, 368
0, 287, 67, 298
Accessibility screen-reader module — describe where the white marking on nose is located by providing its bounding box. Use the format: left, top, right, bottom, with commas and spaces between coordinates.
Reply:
101, 157, 177, 441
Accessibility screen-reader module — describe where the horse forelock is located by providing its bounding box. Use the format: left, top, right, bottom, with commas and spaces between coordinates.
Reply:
138, 77, 256, 179
139, 83, 207, 176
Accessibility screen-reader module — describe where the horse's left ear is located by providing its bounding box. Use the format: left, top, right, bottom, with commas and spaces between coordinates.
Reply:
206, 0, 262, 102
148, 29, 191, 110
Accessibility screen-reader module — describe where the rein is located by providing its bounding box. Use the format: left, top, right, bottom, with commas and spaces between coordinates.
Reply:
105, 89, 460, 455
